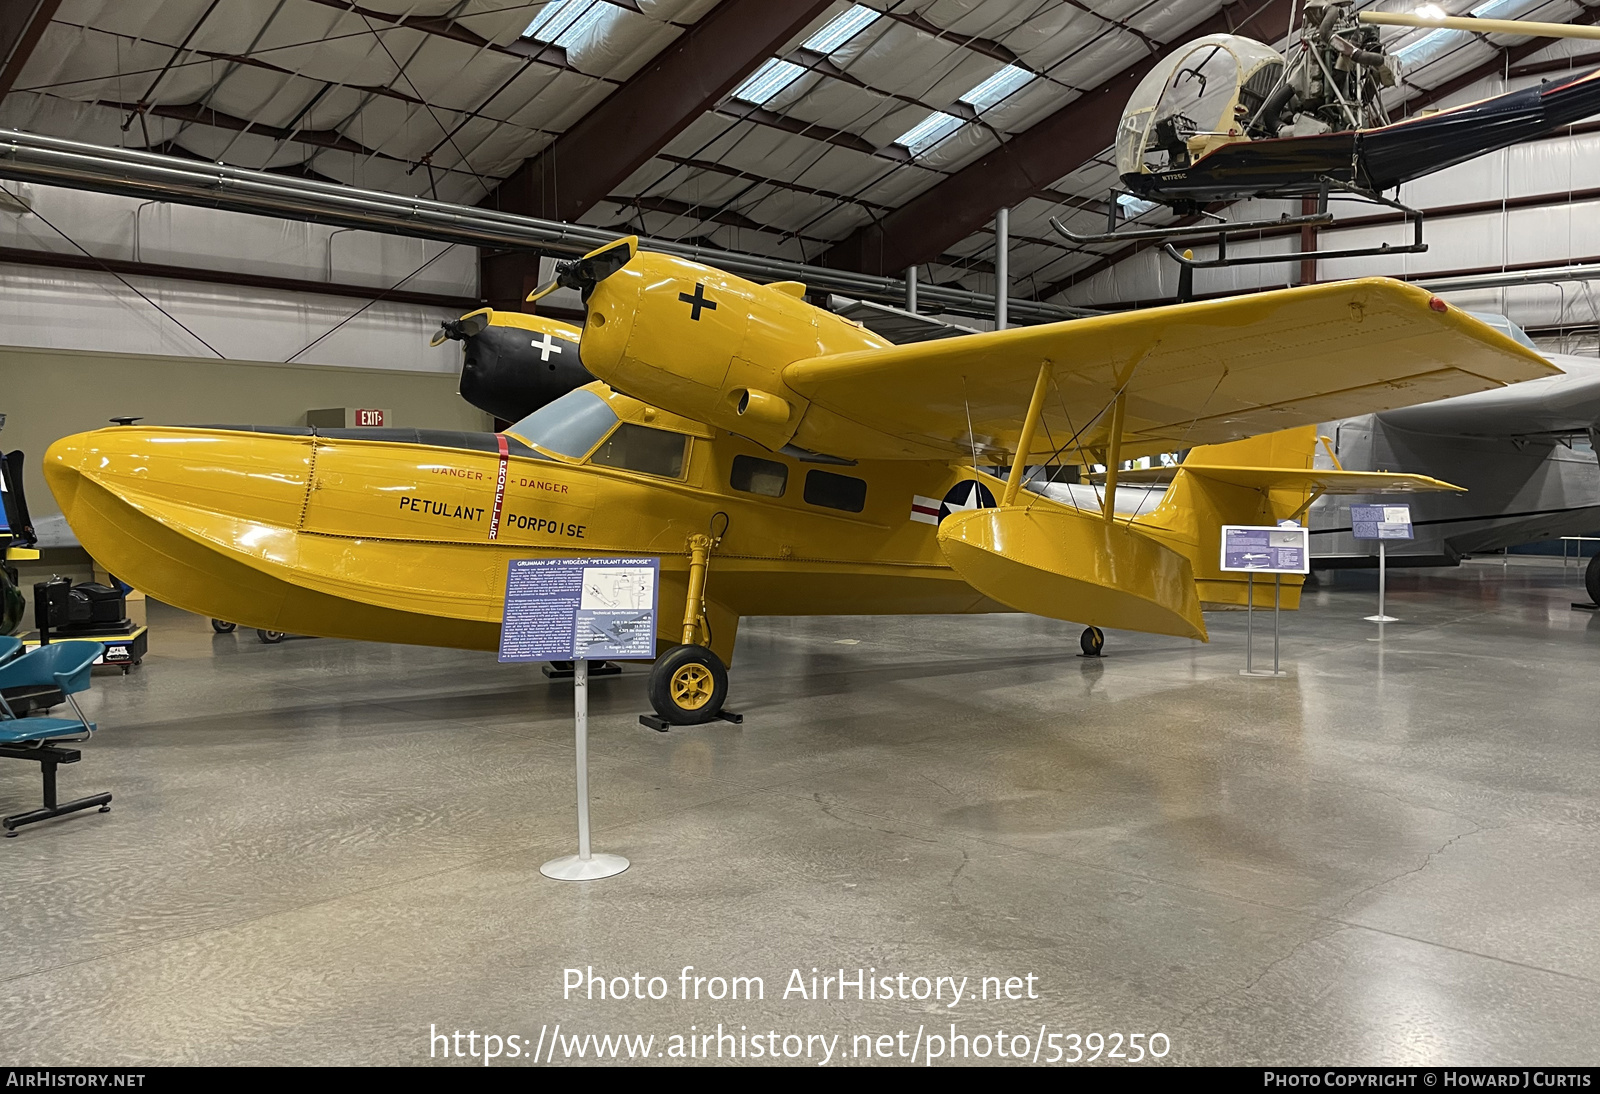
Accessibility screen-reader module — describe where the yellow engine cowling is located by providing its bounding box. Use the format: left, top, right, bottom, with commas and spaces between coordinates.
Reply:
580, 249, 883, 451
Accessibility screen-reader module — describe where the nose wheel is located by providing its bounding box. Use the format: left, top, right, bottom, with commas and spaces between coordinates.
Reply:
1080, 626, 1105, 656
256, 629, 285, 644
646, 644, 729, 725
210, 619, 236, 633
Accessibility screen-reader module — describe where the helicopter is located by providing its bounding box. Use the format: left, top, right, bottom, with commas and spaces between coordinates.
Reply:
1055, 1, 1600, 267
42, 238, 1553, 726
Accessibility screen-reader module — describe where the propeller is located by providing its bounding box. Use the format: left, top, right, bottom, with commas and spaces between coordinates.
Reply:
429, 311, 489, 347
525, 235, 637, 303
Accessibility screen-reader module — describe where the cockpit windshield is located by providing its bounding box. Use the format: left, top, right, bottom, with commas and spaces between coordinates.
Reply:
504, 388, 619, 459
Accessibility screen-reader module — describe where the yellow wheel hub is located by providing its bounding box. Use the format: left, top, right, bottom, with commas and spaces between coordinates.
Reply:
670, 663, 714, 711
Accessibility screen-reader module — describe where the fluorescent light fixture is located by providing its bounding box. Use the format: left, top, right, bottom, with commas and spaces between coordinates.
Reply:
895, 111, 963, 155
732, 58, 807, 105
523, 0, 606, 46
1414, 3, 1447, 19
804, 4, 880, 53
960, 64, 1033, 111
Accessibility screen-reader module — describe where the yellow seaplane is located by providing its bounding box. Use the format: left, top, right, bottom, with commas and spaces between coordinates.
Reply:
44, 238, 1552, 724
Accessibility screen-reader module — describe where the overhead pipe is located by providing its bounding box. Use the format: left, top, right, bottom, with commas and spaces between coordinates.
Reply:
0, 129, 1093, 324
1418, 263, 1600, 294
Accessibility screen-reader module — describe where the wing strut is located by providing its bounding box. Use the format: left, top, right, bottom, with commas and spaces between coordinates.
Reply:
1000, 362, 1054, 507
1102, 393, 1127, 523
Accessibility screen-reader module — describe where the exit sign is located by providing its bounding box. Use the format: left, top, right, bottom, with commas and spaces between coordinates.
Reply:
356, 409, 386, 427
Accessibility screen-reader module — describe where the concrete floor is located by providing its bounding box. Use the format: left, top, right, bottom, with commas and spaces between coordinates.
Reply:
1, 558, 1598, 1066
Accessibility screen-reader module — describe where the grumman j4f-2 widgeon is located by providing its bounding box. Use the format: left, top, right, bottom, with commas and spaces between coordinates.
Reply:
44, 237, 1554, 725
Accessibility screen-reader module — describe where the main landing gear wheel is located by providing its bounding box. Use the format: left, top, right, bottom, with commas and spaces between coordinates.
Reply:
647, 644, 728, 726
256, 629, 285, 644
1587, 553, 1600, 606
210, 619, 236, 633
1080, 626, 1105, 657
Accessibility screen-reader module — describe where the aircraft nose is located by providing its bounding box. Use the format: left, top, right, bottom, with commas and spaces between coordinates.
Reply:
43, 431, 94, 519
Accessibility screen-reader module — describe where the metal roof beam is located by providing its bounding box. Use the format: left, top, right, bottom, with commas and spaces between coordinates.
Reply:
483, 0, 834, 223
0, 0, 59, 99
817, 0, 1294, 275
0, 244, 477, 309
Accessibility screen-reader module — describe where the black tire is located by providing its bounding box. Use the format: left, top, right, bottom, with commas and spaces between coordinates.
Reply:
257, 629, 285, 644
647, 644, 728, 726
1080, 626, 1105, 657
1588, 553, 1600, 607
211, 619, 236, 633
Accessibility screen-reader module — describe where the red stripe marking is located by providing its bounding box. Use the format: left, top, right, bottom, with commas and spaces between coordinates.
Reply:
911, 503, 939, 515
489, 433, 509, 540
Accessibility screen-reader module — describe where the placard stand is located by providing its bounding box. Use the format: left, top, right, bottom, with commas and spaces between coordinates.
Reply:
1240, 572, 1288, 678
540, 660, 630, 882
1364, 540, 1399, 623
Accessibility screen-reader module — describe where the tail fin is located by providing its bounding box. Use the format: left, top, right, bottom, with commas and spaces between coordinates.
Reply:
1140, 425, 1318, 609
1139, 425, 1462, 608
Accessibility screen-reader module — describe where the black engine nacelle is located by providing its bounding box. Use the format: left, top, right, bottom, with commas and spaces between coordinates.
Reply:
456, 322, 591, 423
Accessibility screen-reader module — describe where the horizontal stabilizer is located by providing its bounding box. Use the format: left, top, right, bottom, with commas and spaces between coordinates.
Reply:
1168, 466, 1463, 495
1089, 466, 1461, 493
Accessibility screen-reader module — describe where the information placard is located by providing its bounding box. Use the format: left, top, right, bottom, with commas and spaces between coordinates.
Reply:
1351, 504, 1413, 541
1220, 525, 1310, 575
498, 557, 659, 662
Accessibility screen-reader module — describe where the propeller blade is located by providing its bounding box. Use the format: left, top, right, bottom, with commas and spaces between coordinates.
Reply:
524, 277, 561, 304
554, 235, 638, 297
429, 327, 450, 348
458, 313, 488, 338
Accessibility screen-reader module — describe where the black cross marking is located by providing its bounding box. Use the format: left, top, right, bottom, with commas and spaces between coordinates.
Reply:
678, 282, 717, 321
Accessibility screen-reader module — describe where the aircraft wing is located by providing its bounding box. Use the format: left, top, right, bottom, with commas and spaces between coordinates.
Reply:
782, 278, 1556, 462
1093, 466, 1463, 492
1377, 353, 1600, 437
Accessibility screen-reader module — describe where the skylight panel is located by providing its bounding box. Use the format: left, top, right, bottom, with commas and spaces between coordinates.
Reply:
523, 0, 605, 47
960, 64, 1034, 111
732, 58, 806, 105
895, 111, 963, 155
804, 4, 880, 54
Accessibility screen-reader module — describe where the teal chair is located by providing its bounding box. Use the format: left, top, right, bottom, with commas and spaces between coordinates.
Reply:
0, 640, 111, 835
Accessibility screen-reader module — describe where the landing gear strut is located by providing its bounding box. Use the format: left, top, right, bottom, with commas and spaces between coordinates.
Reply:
645, 529, 738, 727
1080, 626, 1105, 656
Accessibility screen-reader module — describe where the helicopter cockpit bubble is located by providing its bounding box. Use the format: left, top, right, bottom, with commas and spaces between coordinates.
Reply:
1116, 34, 1286, 180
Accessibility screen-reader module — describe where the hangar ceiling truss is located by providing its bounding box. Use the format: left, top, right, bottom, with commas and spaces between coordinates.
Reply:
3, 1, 1600, 311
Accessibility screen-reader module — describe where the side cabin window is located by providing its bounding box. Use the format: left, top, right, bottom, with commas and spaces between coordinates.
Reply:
588, 422, 687, 479
803, 469, 867, 513
730, 455, 788, 498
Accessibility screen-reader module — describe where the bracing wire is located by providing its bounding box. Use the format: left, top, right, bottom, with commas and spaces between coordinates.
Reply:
3, 186, 226, 358
285, 243, 459, 363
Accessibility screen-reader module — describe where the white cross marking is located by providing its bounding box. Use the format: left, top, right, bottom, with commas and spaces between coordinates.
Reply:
531, 332, 564, 362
